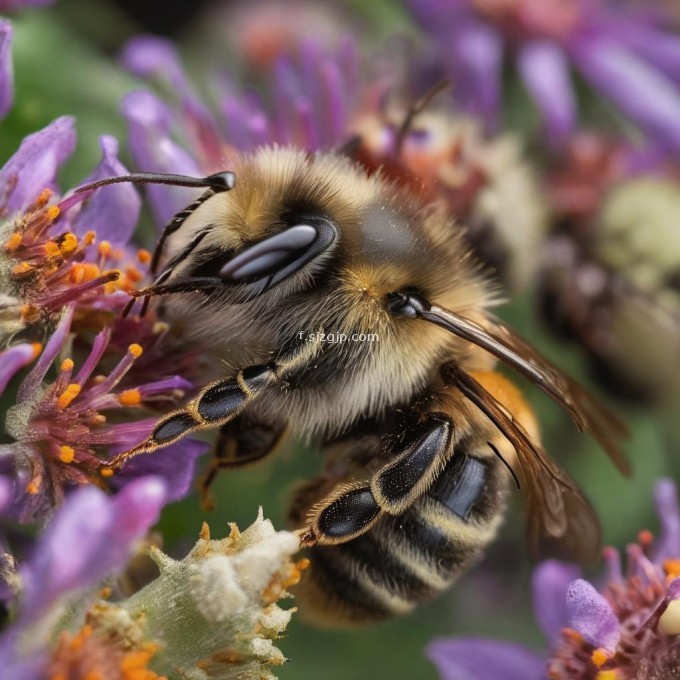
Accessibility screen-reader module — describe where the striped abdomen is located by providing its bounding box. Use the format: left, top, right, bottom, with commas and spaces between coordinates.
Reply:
294, 447, 511, 625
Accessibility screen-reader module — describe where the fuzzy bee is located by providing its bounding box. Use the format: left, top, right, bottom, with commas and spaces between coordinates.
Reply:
80, 145, 629, 626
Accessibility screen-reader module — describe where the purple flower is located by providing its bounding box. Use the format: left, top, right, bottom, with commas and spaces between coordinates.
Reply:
0, 20, 12, 119
409, 0, 680, 149
427, 478, 680, 679
0, 477, 166, 678
0, 113, 209, 517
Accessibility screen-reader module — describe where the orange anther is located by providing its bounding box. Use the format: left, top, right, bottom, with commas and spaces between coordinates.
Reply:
60, 358, 74, 372
46, 205, 60, 221
3, 232, 22, 252
126, 266, 143, 283
58, 445, 75, 464
83, 230, 96, 245
664, 559, 680, 579
591, 648, 610, 668
100, 468, 114, 478
59, 232, 78, 255
98, 240, 112, 258
137, 248, 151, 264
57, 383, 81, 409
128, 344, 143, 358
12, 262, 33, 275
31, 342, 43, 359
44, 241, 60, 257
26, 481, 39, 495
118, 388, 142, 407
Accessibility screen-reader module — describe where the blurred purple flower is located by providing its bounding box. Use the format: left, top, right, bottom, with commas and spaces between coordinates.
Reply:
0, 0, 54, 12
0, 477, 166, 678
427, 478, 680, 679
409, 0, 680, 149
118, 34, 362, 226
0, 20, 12, 119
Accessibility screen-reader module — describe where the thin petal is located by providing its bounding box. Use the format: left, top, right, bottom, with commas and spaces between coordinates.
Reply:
572, 37, 680, 150
517, 41, 576, 144
71, 135, 141, 245
0, 116, 75, 214
427, 638, 545, 680
113, 440, 208, 502
614, 22, 680, 85
0, 20, 13, 119
652, 478, 680, 563
532, 560, 581, 642
566, 579, 620, 652
0, 343, 40, 396
119, 35, 190, 94
120, 90, 201, 226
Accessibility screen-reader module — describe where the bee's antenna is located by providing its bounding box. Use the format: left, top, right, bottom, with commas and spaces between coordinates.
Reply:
395, 79, 452, 157
76, 171, 236, 194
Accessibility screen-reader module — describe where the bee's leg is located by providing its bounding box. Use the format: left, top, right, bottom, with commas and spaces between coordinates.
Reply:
108, 341, 316, 470
300, 412, 455, 547
199, 416, 288, 511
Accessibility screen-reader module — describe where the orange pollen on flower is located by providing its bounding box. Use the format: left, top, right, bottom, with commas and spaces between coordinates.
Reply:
137, 248, 151, 264
100, 468, 114, 478
26, 481, 39, 495
638, 529, 654, 549
3, 232, 22, 252
118, 389, 142, 406
60, 358, 75, 372
128, 343, 143, 358
44, 240, 61, 258
591, 648, 611, 668
31, 342, 43, 359
36, 188, 52, 207
69, 262, 101, 284
125, 265, 144, 283
83, 230, 96, 246
59, 445, 75, 464
46, 205, 60, 221
57, 383, 82, 409
98, 240, 112, 258
59, 232, 78, 255
12, 262, 33, 276
663, 559, 680, 580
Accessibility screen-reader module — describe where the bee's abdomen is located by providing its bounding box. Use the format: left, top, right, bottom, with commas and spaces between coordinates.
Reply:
296, 450, 509, 626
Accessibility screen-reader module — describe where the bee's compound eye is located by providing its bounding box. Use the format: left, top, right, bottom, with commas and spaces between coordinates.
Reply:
219, 225, 318, 281
386, 290, 428, 318
318, 487, 380, 540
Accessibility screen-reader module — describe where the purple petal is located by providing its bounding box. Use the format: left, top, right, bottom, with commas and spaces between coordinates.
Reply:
571, 36, 680, 151
427, 638, 545, 680
566, 579, 620, 652
0, 116, 75, 214
614, 22, 680, 85
532, 560, 581, 642
120, 90, 201, 226
17, 306, 73, 402
0, 20, 13, 119
113, 439, 208, 503
0, 343, 39, 396
19, 477, 165, 623
0, 474, 11, 514
447, 20, 503, 124
70, 135, 141, 245
120, 35, 190, 95
652, 478, 680, 563
517, 41, 576, 144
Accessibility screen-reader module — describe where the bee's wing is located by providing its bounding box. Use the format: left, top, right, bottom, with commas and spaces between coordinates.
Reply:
446, 366, 601, 564
423, 304, 630, 476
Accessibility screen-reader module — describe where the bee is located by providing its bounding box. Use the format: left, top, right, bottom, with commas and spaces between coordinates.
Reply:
79, 144, 629, 626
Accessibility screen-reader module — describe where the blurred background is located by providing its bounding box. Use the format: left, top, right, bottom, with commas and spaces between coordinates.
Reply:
3, 0, 680, 677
